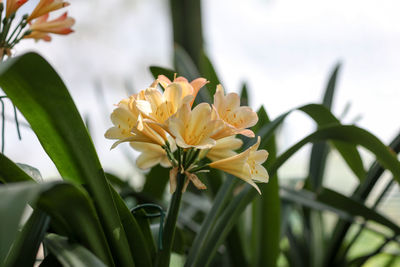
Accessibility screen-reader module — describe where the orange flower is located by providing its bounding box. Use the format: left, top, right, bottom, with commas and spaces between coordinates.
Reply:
25, 13, 74, 42
27, 0, 70, 22
6, 0, 28, 17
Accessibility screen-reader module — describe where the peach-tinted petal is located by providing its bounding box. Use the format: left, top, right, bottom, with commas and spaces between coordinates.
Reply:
28, 0, 70, 22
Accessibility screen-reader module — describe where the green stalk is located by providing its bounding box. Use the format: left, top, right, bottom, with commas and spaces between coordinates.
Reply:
155, 171, 185, 267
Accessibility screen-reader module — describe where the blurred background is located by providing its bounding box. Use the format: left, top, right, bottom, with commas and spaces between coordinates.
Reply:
3, 0, 400, 219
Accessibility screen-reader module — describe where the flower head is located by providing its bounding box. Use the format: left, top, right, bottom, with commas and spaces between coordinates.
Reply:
209, 137, 268, 194
212, 85, 258, 140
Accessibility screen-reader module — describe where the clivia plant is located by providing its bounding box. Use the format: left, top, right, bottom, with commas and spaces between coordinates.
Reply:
0, 1, 400, 267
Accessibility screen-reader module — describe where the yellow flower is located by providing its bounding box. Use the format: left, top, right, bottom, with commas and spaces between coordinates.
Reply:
157, 75, 208, 107
209, 137, 268, 194
204, 136, 243, 161
167, 103, 223, 149
6, 0, 28, 18
27, 0, 70, 22
25, 12, 74, 42
211, 85, 258, 140
130, 137, 176, 169
169, 168, 207, 193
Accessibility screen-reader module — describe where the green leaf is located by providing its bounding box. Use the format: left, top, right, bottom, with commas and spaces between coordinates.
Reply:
0, 182, 41, 265
240, 83, 249, 106
142, 165, 169, 201
44, 234, 107, 267
4, 209, 49, 267
251, 106, 280, 267
109, 186, 153, 267
280, 186, 400, 234
149, 66, 176, 82
0, 153, 34, 183
0, 52, 135, 266
322, 63, 341, 110
37, 183, 115, 266
198, 50, 220, 98
174, 45, 212, 104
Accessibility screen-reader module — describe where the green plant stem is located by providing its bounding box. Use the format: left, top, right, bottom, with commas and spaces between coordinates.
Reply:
155, 171, 185, 267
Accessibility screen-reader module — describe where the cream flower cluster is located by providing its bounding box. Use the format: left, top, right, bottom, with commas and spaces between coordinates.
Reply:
105, 75, 269, 194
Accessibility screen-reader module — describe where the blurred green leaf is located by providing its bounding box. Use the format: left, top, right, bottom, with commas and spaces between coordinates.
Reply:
44, 234, 107, 267
109, 186, 153, 267
149, 66, 175, 82
4, 209, 49, 267
174, 44, 212, 104
0, 52, 135, 266
240, 83, 249, 106
198, 50, 220, 98
142, 165, 169, 202
37, 182, 114, 266
0, 182, 41, 265
251, 106, 280, 267
0, 153, 34, 183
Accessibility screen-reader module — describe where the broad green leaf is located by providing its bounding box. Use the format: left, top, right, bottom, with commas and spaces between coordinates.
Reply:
37, 183, 114, 266
0, 182, 40, 265
4, 210, 49, 267
149, 66, 175, 82
0, 52, 135, 266
44, 234, 107, 267
142, 165, 169, 201
194, 124, 400, 266
109, 186, 153, 267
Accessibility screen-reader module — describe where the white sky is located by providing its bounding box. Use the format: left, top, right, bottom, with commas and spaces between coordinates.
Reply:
3, 0, 400, 190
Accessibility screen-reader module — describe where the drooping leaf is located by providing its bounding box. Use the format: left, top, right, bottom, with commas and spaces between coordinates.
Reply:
0, 153, 34, 183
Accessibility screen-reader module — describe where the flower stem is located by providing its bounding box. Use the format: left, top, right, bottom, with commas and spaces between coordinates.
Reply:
155, 171, 185, 267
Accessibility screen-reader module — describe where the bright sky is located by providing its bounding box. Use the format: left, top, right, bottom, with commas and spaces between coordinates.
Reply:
4, 0, 400, 189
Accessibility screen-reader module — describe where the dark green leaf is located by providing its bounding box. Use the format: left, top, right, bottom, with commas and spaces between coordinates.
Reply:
0, 182, 41, 265
0, 153, 34, 183
4, 210, 49, 267
37, 183, 114, 266
149, 66, 176, 82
